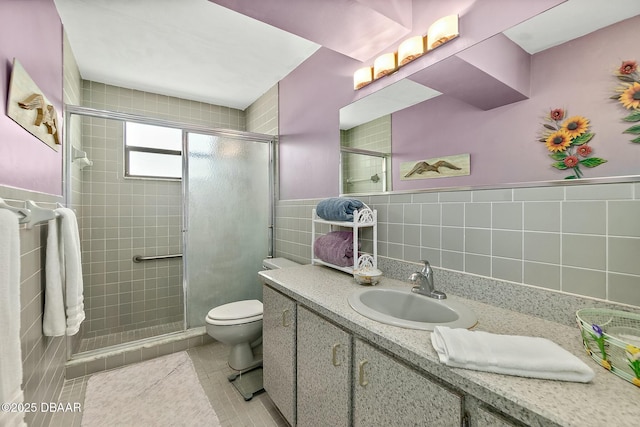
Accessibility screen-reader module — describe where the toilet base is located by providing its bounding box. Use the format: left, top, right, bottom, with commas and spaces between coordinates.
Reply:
228, 342, 262, 371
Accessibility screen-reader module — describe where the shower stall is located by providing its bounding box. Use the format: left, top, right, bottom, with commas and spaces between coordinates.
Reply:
64, 106, 274, 357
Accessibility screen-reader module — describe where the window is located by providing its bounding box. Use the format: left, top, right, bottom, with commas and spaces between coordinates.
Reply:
125, 122, 182, 179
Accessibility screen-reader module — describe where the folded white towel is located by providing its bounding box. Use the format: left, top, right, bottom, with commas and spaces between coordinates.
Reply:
43, 217, 66, 336
431, 326, 595, 383
55, 208, 85, 336
0, 210, 26, 427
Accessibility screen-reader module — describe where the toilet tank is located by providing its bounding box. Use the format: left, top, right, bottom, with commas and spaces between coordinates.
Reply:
262, 257, 300, 270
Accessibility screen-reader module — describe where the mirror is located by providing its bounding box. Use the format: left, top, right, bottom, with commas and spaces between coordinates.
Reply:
340, 2, 640, 194
340, 80, 442, 193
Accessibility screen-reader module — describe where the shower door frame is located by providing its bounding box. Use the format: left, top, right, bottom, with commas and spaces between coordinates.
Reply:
181, 128, 276, 328
63, 105, 275, 354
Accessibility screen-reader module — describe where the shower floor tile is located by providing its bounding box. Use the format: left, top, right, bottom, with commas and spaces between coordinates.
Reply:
50, 341, 288, 427
78, 321, 184, 353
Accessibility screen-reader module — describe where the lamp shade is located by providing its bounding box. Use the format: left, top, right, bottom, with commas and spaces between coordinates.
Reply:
373, 52, 397, 79
398, 36, 425, 66
353, 66, 373, 90
427, 14, 459, 50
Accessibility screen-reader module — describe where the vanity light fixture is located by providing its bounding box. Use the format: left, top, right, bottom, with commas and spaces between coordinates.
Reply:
426, 14, 459, 50
353, 66, 373, 90
398, 35, 425, 66
353, 14, 459, 90
373, 52, 397, 79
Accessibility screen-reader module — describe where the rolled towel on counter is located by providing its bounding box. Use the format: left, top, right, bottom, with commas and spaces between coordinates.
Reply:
313, 231, 359, 267
316, 197, 364, 221
431, 326, 595, 383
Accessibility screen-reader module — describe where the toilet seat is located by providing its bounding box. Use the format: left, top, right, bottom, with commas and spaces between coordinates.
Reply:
206, 299, 263, 326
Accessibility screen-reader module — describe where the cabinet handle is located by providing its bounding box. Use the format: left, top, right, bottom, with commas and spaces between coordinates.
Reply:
332, 344, 341, 366
282, 309, 290, 327
358, 360, 369, 387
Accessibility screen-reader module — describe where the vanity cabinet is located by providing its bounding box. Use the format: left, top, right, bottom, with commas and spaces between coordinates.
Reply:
296, 306, 351, 427
262, 286, 297, 426
263, 284, 505, 427
353, 339, 463, 426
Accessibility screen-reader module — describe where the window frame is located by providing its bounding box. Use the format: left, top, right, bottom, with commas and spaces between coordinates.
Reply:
124, 121, 183, 180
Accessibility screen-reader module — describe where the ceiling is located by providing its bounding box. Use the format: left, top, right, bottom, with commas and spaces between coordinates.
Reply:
55, 0, 640, 114
503, 0, 640, 54
54, 0, 321, 110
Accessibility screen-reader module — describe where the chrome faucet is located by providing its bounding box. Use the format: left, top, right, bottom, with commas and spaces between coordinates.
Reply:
409, 260, 446, 300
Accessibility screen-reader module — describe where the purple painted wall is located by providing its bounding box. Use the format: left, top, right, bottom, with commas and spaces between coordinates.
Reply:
392, 14, 640, 191
278, 0, 563, 199
0, 0, 63, 195
407, 37, 530, 111
278, 48, 356, 199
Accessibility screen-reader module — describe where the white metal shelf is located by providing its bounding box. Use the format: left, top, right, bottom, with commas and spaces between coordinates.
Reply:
311, 206, 377, 274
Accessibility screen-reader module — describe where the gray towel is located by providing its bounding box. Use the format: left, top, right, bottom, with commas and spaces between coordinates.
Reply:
316, 198, 364, 221
313, 231, 359, 267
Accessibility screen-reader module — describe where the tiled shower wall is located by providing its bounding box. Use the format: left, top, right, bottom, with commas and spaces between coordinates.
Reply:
245, 84, 278, 135
78, 116, 184, 337
78, 81, 247, 338
275, 181, 640, 308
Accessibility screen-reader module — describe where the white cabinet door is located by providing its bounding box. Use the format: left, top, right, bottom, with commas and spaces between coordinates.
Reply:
297, 306, 351, 427
262, 286, 297, 425
354, 339, 463, 427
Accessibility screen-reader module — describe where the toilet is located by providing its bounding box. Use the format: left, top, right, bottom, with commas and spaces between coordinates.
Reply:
205, 257, 300, 372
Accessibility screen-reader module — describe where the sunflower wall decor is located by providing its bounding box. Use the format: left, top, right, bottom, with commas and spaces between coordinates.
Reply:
538, 109, 606, 179
611, 60, 640, 143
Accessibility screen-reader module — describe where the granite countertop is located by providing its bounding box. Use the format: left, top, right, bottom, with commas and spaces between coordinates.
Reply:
259, 264, 640, 427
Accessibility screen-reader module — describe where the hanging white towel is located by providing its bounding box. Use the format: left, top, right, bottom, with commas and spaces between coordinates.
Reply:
55, 207, 85, 336
431, 326, 595, 383
43, 217, 66, 336
0, 210, 26, 427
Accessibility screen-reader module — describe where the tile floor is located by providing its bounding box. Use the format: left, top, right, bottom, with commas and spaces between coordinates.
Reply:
77, 321, 184, 353
49, 341, 289, 427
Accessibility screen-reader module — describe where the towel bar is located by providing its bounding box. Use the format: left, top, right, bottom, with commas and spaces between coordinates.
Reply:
0, 197, 30, 223
0, 198, 64, 228
25, 200, 60, 229
132, 253, 182, 263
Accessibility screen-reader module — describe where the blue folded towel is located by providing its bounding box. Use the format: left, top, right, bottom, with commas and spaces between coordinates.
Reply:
316, 198, 364, 221
313, 231, 359, 267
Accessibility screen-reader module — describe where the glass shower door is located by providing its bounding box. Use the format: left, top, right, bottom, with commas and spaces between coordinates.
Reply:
184, 132, 272, 328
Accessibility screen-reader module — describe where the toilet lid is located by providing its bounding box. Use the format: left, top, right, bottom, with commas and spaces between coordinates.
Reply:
207, 299, 263, 321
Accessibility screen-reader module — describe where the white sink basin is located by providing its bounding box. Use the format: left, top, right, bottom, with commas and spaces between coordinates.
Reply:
348, 288, 477, 331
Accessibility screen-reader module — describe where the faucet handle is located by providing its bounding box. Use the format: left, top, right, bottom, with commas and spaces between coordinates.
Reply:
419, 260, 431, 274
